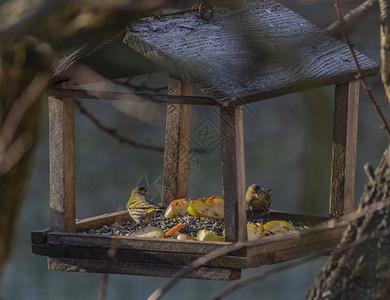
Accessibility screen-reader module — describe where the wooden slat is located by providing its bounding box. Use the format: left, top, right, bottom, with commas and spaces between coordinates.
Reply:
220, 106, 247, 242
48, 257, 241, 280
330, 81, 360, 217
32, 244, 246, 269
31, 229, 50, 244
76, 210, 131, 232
162, 78, 192, 207
49, 81, 76, 232
50, 88, 218, 106
33, 244, 82, 259
125, 1, 378, 105
245, 223, 346, 268
46, 232, 244, 255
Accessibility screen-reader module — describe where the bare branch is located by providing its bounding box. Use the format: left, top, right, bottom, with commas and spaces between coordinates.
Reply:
98, 222, 120, 300
207, 256, 321, 300
0, 133, 33, 175
74, 99, 209, 153
334, 0, 390, 141
209, 221, 390, 300
74, 99, 165, 153
147, 198, 390, 300
326, 0, 379, 38
0, 72, 48, 174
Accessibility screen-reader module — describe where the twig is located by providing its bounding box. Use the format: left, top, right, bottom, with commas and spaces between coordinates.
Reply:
147, 198, 390, 300
326, 0, 379, 38
98, 274, 109, 300
334, 0, 390, 141
207, 256, 321, 300
74, 100, 165, 153
74, 99, 209, 154
98, 221, 120, 300
0, 72, 48, 174
208, 220, 390, 300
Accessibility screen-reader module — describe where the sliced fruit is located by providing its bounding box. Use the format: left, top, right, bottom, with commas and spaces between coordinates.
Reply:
176, 233, 194, 240
164, 198, 189, 219
188, 196, 224, 219
129, 226, 165, 238
165, 223, 184, 237
264, 220, 296, 236
247, 223, 264, 240
196, 229, 224, 242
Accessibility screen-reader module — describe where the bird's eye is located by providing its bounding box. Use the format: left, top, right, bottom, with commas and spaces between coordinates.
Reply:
139, 187, 147, 193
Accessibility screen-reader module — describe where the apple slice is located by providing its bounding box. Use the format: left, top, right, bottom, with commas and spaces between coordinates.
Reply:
164, 198, 189, 219
264, 220, 296, 236
165, 223, 184, 237
247, 223, 264, 240
129, 226, 165, 238
196, 229, 224, 242
188, 196, 224, 219
176, 233, 194, 240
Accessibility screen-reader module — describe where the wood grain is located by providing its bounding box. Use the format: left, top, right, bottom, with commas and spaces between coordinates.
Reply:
220, 106, 247, 242
49, 81, 76, 232
125, 0, 378, 105
31, 229, 50, 244
32, 244, 246, 268
245, 224, 346, 267
46, 232, 242, 255
75, 210, 132, 232
48, 257, 241, 280
36, 221, 346, 270
330, 81, 359, 217
50, 88, 218, 106
162, 78, 192, 207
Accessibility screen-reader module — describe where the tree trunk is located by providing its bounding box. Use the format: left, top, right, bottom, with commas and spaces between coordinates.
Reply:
307, 145, 390, 299
379, 0, 390, 104
0, 38, 46, 292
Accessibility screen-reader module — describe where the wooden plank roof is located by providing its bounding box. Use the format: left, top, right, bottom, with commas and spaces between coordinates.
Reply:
124, 0, 378, 105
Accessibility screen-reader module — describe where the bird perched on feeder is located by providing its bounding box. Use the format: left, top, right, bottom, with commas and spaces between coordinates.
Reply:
126, 187, 157, 224
245, 184, 272, 216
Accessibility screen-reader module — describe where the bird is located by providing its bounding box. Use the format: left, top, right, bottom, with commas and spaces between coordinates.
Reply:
245, 184, 272, 216
126, 187, 157, 224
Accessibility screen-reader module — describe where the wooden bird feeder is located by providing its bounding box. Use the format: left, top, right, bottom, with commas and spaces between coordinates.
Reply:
32, 0, 378, 280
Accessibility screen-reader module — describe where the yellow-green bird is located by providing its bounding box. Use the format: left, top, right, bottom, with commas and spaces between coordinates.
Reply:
126, 187, 157, 224
245, 184, 272, 215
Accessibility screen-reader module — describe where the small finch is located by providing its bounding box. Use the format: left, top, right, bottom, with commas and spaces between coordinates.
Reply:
126, 187, 157, 224
245, 184, 272, 215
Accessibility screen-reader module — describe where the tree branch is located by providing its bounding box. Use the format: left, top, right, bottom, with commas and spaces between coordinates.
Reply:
147, 197, 390, 300
74, 100, 165, 153
334, 0, 390, 141
326, 0, 379, 38
0, 72, 48, 174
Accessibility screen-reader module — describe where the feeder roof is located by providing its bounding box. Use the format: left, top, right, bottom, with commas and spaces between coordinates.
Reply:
124, 0, 378, 105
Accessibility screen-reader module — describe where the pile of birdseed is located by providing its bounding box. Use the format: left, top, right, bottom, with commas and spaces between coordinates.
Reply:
84, 211, 226, 238
83, 211, 281, 238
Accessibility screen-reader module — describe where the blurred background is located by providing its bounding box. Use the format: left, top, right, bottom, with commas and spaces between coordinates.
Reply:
1, 0, 388, 299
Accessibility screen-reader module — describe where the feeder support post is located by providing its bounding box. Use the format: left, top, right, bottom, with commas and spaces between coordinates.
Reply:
330, 80, 360, 217
49, 81, 76, 232
162, 78, 192, 207
220, 105, 247, 242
